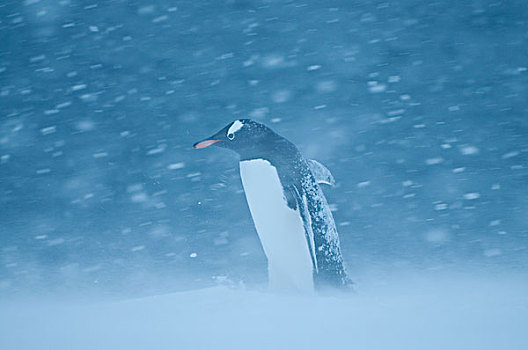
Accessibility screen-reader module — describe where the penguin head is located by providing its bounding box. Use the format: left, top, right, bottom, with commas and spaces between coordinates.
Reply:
193, 119, 279, 157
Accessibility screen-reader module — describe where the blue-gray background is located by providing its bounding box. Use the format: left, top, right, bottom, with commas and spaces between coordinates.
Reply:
1, 0, 527, 297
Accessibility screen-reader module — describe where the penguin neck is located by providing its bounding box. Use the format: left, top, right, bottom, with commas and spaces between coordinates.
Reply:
235, 136, 298, 162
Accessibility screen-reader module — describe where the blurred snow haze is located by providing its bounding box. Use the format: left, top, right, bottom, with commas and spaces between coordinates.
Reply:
1, 0, 527, 348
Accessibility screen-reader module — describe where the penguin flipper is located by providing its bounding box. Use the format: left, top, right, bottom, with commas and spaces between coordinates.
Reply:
307, 159, 335, 186
283, 185, 298, 210
290, 185, 318, 272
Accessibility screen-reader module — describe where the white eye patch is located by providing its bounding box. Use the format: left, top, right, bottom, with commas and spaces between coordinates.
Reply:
227, 120, 244, 137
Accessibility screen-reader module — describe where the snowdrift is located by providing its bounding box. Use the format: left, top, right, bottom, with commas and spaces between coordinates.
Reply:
1, 272, 527, 350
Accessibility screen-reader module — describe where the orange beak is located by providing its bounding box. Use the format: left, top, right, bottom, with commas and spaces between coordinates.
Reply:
193, 139, 222, 149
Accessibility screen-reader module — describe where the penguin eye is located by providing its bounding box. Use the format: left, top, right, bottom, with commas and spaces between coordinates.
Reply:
227, 133, 235, 140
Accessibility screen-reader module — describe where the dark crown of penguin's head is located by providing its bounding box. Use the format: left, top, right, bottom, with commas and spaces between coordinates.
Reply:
193, 119, 293, 159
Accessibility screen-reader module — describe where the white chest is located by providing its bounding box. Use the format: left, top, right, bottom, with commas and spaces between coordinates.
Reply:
239, 159, 314, 292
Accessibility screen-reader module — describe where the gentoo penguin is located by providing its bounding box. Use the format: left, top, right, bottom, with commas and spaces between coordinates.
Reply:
194, 119, 352, 292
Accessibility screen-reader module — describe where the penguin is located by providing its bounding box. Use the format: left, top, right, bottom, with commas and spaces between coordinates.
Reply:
194, 119, 352, 292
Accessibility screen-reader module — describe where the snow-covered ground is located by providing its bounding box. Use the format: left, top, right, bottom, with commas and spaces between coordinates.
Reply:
2, 272, 527, 350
